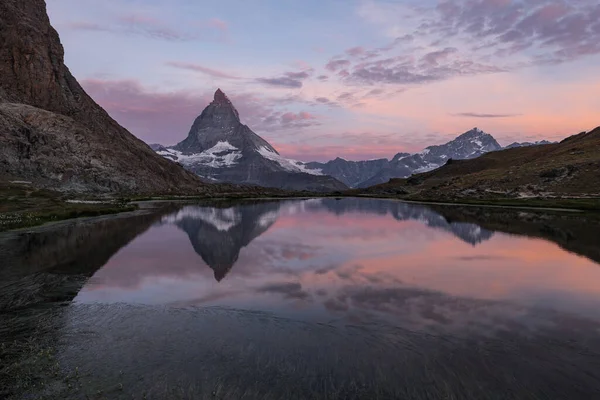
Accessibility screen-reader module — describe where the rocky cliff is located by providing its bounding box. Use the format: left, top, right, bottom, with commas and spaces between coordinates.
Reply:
0, 0, 204, 193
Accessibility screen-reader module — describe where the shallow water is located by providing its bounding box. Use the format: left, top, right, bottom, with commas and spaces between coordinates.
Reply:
2, 198, 600, 399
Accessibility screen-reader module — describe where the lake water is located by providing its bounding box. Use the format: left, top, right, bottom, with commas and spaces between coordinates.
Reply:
2, 198, 600, 399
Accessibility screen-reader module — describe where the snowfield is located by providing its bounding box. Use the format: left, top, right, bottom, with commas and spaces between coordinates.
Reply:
257, 147, 323, 176
157, 141, 242, 168
162, 206, 240, 232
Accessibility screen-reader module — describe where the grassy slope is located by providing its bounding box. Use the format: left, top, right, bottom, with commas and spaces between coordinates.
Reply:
0, 181, 139, 231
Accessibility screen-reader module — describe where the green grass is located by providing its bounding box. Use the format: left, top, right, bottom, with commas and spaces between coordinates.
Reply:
3, 177, 597, 234
0, 204, 138, 232
0, 182, 139, 232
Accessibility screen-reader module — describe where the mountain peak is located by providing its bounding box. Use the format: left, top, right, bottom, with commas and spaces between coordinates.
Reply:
214, 88, 230, 104
457, 127, 488, 140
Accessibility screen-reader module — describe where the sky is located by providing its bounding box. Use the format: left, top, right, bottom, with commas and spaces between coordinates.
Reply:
46, 0, 600, 161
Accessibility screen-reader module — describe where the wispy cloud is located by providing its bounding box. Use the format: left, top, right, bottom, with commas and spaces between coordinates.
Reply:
67, 14, 229, 42
255, 77, 303, 88
255, 69, 313, 88
338, 0, 600, 87
166, 61, 240, 79
453, 112, 522, 118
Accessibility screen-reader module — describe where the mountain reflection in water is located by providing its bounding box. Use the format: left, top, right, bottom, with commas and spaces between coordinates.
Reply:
3, 198, 600, 400
75, 198, 600, 328
154, 199, 495, 284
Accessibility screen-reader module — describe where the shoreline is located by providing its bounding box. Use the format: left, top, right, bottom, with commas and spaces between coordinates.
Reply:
3, 193, 599, 233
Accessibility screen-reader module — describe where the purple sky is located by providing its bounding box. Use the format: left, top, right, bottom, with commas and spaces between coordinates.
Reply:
47, 0, 600, 161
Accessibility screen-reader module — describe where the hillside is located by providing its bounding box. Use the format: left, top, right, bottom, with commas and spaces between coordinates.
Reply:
0, 0, 204, 194
358, 127, 600, 200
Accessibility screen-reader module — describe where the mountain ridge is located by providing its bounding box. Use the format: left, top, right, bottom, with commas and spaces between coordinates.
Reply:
306, 128, 514, 188
357, 126, 600, 199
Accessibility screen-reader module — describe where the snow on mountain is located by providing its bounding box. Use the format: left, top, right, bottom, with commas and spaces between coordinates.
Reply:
306, 128, 503, 189
162, 206, 241, 232
158, 141, 242, 168
504, 140, 554, 149
257, 146, 323, 176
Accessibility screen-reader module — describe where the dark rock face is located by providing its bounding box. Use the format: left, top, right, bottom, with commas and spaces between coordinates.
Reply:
154, 89, 348, 192
0, 0, 203, 193
305, 157, 389, 188
391, 152, 411, 162
174, 89, 276, 155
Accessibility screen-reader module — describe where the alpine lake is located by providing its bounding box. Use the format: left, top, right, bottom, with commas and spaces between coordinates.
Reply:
2, 198, 600, 400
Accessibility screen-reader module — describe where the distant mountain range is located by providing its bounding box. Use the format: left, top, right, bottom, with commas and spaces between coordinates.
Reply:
152, 98, 556, 191
504, 140, 554, 149
152, 89, 347, 192
358, 126, 600, 199
305, 129, 554, 188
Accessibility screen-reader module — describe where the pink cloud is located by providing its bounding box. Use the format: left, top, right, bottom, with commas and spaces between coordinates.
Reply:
65, 21, 109, 32
281, 112, 317, 123
66, 14, 230, 42
292, 60, 313, 70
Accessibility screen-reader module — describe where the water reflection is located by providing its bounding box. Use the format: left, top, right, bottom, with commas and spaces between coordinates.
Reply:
164, 199, 495, 283
74, 198, 600, 332
165, 202, 280, 281
4, 199, 600, 399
